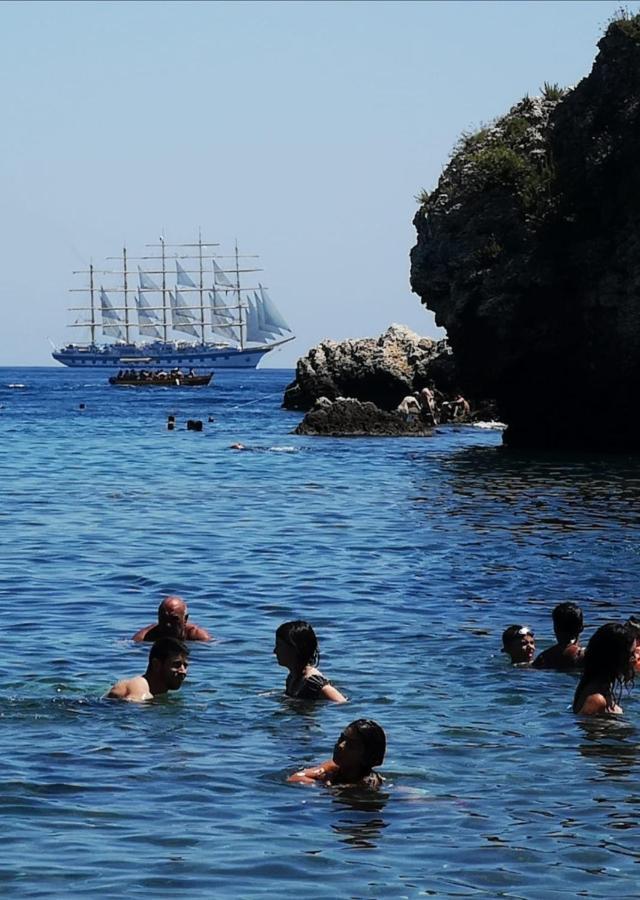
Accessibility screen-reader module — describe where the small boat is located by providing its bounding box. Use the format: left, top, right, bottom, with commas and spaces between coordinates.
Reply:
109, 369, 213, 387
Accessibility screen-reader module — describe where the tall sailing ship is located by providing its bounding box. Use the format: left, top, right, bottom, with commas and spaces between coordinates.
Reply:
52, 235, 294, 369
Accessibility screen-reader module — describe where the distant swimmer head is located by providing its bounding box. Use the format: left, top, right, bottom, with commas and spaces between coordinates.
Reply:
552, 602, 584, 642
157, 596, 189, 636
333, 719, 386, 775
274, 620, 319, 671
502, 624, 535, 665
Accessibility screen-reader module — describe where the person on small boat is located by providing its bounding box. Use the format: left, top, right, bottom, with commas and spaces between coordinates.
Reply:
274, 620, 347, 702
132, 595, 212, 642
573, 622, 636, 715
533, 602, 585, 670
288, 719, 386, 787
502, 624, 536, 665
106, 637, 189, 702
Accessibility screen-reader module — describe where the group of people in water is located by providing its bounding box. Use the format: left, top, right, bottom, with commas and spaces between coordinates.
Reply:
105, 595, 637, 791
107, 597, 385, 788
502, 601, 640, 715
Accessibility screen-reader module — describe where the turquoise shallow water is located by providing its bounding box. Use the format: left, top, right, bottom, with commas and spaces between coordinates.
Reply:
1, 367, 640, 898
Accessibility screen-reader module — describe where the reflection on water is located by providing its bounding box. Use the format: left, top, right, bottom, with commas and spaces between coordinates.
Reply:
577, 716, 640, 780
330, 788, 389, 850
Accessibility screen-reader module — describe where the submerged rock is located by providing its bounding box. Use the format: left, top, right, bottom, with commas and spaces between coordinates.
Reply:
410, 14, 640, 450
294, 398, 433, 437
283, 324, 459, 412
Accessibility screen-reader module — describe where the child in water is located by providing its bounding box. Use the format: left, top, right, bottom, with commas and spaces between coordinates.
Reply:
573, 622, 636, 715
274, 620, 347, 703
288, 719, 386, 788
501, 624, 536, 665
533, 602, 585, 670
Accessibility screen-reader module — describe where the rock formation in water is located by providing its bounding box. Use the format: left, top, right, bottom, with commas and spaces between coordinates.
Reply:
293, 397, 433, 437
283, 324, 460, 412
410, 14, 640, 450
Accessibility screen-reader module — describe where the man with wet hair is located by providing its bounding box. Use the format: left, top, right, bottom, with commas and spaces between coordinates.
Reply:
533, 602, 585, 670
132, 595, 211, 642
106, 637, 190, 702
502, 624, 536, 665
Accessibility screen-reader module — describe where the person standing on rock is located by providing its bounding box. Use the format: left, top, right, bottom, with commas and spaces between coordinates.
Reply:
417, 386, 438, 426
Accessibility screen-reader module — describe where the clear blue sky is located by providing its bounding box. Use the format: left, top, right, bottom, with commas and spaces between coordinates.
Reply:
0, 0, 629, 367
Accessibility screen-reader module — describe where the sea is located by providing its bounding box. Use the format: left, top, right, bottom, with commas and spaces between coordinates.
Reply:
1, 366, 640, 898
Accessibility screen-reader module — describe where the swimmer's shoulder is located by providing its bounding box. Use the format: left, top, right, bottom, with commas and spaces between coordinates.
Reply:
106, 675, 152, 702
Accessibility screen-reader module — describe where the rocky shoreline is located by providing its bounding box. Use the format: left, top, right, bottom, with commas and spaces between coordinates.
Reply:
285, 325, 497, 436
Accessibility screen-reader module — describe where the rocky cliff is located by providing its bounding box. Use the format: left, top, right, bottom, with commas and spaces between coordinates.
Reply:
410, 14, 640, 449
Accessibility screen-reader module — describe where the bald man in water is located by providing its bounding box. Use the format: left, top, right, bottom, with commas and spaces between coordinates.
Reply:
132, 595, 212, 643
106, 637, 189, 702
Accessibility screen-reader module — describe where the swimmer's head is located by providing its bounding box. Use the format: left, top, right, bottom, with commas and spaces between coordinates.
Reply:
583, 622, 636, 686
552, 602, 583, 642
274, 620, 319, 670
333, 719, 386, 775
148, 637, 189, 690
501, 624, 535, 665
157, 596, 188, 636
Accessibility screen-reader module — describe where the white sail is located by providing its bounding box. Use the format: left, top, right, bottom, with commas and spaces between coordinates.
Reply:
100, 288, 125, 339
253, 291, 280, 339
176, 260, 196, 288
209, 290, 240, 342
135, 290, 162, 339
213, 259, 235, 290
244, 294, 275, 343
169, 290, 199, 338
138, 266, 160, 291
259, 283, 291, 333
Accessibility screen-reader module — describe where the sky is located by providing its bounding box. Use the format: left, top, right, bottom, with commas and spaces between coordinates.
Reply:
0, 0, 630, 367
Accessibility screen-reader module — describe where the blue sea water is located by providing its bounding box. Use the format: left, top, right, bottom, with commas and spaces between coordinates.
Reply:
1, 366, 640, 898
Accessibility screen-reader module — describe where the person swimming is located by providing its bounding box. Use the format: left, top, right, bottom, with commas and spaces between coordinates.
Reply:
288, 719, 386, 788
501, 624, 536, 665
274, 620, 347, 703
572, 622, 636, 715
105, 637, 189, 702
132, 595, 211, 643
533, 602, 585, 670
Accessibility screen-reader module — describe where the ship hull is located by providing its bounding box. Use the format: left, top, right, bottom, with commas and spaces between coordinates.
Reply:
52, 343, 274, 370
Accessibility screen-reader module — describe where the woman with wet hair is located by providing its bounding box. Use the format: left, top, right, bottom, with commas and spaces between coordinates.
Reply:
288, 719, 386, 787
274, 620, 347, 703
572, 622, 636, 715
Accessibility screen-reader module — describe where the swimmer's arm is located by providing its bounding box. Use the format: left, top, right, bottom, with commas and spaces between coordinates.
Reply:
321, 683, 348, 703
105, 680, 131, 700
288, 763, 331, 784
579, 693, 609, 715
131, 625, 153, 643
187, 624, 212, 642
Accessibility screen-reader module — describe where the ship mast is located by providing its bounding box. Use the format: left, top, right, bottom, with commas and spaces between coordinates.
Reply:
234, 240, 245, 350
122, 245, 131, 343
160, 235, 168, 343
89, 263, 96, 346
198, 228, 205, 344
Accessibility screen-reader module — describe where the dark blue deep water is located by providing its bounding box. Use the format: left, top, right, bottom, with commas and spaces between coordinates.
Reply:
2, 367, 640, 898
